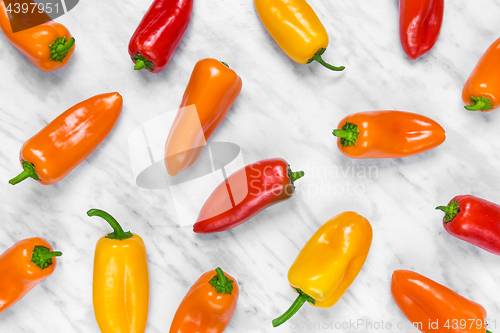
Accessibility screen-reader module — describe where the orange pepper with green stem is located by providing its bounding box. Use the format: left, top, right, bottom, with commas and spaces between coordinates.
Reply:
254, 0, 344, 71
392, 270, 491, 333
0, 0, 75, 71
0, 237, 62, 313
272, 212, 372, 327
462, 37, 500, 112
88, 209, 150, 333
164, 58, 242, 176
9, 92, 123, 185
169, 267, 239, 333
332, 111, 446, 158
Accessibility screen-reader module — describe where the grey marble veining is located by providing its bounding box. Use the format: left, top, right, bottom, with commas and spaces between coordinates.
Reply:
1, 0, 500, 332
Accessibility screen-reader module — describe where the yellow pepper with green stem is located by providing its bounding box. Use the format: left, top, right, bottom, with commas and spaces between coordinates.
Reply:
88, 209, 150, 333
273, 211, 372, 327
254, 0, 344, 71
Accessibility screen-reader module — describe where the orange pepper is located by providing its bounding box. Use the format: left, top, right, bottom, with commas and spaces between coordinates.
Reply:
332, 111, 446, 158
169, 267, 239, 333
391, 270, 491, 333
9, 92, 123, 185
164, 58, 242, 176
0, 237, 62, 313
0, 0, 75, 71
462, 37, 500, 112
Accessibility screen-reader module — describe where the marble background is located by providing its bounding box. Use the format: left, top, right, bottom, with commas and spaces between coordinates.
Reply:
1, 0, 500, 332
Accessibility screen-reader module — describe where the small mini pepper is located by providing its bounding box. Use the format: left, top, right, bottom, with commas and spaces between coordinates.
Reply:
392, 270, 491, 333
462, 37, 500, 112
273, 212, 372, 327
129, 0, 193, 72
9, 93, 123, 185
332, 111, 446, 159
0, 237, 62, 313
398, 0, 444, 60
169, 267, 239, 333
193, 158, 304, 233
89, 209, 149, 333
254, 0, 344, 71
164, 59, 242, 176
436, 195, 500, 255
0, 0, 75, 71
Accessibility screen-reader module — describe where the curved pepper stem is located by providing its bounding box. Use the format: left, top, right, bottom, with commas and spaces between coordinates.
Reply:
272, 288, 315, 327
332, 121, 360, 147
436, 200, 459, 223
464, 96, 493, 111
49, 37, 75, 62
209, 267, 234, 295
307, 48, 345, 71
87, 209, 133, 240
132, 54, 154, 71
31, 245, 62, 270
9, 160, 41, 185
221, 61, 229, 68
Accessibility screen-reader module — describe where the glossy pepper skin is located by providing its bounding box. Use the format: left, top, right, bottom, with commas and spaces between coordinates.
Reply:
332, 111, 446, 159
164, 59, 242, 176
462, 37, 500, 112
129, 0, 193, 72
392, 270, 491, 333
169, 267, 239, 333
0, 237, 62, 313
0, 0, 75, 71
273, 212, 372, 327
436, 195, 500, 255
88, 209, 149, 333
193, 158, 304, 234
9, 93, 123, 185
254, 0, 344, 71
399, 0, 444, 60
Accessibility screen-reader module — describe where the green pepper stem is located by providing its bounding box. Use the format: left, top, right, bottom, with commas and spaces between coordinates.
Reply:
486, 330, 492, 333
31, 245, 62, 270
307, 48, 345, 71
9, 161, 40, 185
49, 37, 75, 62
289, 171, 305, 182
272, 289, 315, 327
87, 209, 133, 240
56, 37, 75, 54
332, 122, 360, 147
132, 54, 154, 71
134, 60, 146, 70
209, 267, 234, 294
435, 200, 459, 223
464, 96, 493, 111
221, 61, 229, 68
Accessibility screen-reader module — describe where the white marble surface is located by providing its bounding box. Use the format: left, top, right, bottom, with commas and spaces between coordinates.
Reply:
1, 0, 500, 332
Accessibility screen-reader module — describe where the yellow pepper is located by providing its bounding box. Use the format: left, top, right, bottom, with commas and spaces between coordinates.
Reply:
88, 209, 149, 333
254, 0, 344, 71
272, 211, 372, 327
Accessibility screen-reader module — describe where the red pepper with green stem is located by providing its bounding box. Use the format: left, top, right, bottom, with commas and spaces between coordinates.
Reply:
129, 0, 193, 72
193, 158, 304, 233
436, 195, 500, 255
399, 0, 444, 60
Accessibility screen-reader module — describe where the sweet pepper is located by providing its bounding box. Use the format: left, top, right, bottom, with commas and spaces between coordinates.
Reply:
273, 212, 372, 327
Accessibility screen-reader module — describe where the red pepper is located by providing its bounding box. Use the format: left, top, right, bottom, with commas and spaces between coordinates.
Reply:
436, 195, 500, 255
193, 158, 304, 233
399, 0, 444, 60
128, 0, 193, 73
